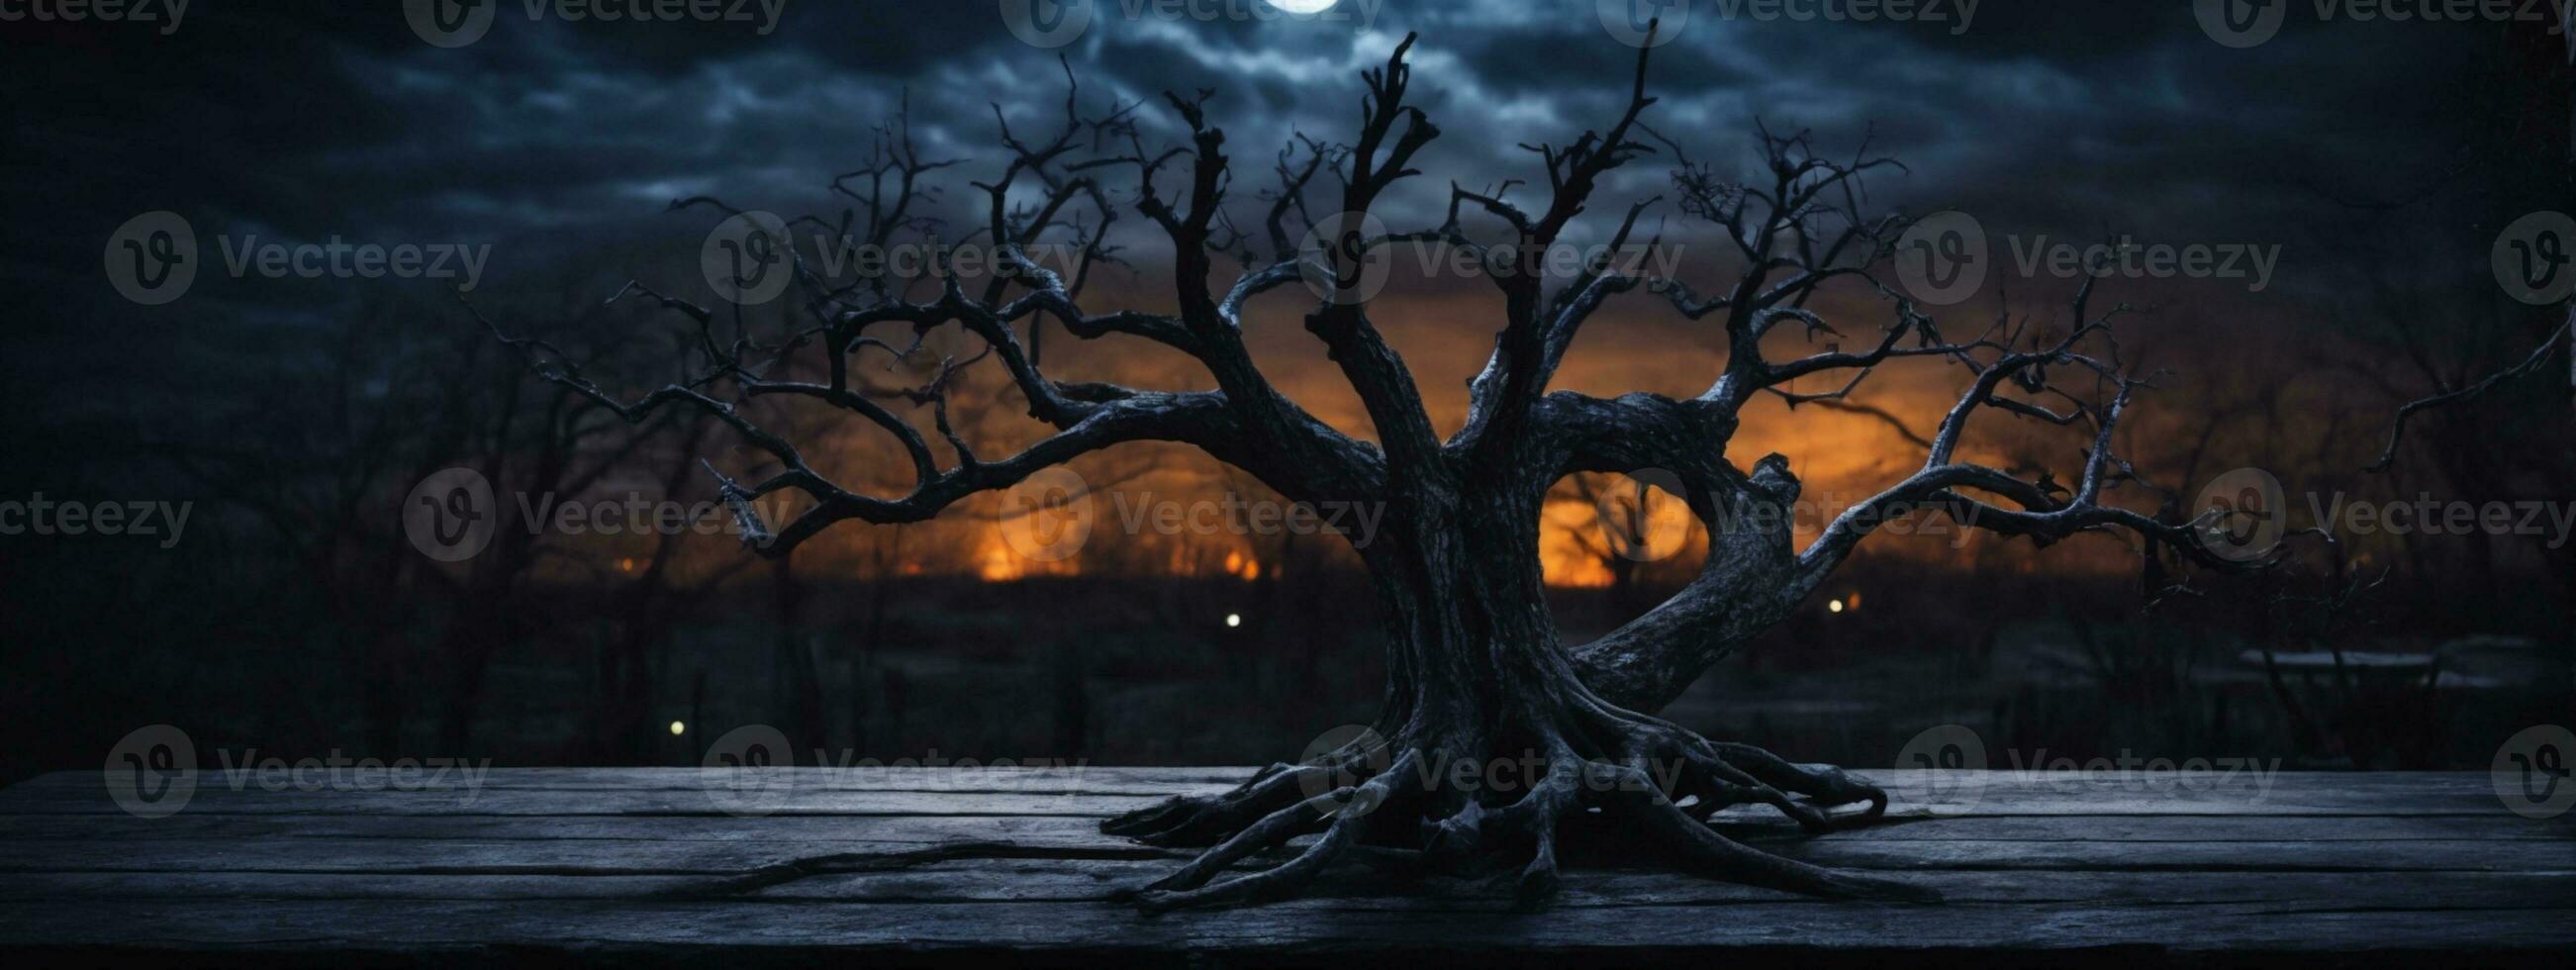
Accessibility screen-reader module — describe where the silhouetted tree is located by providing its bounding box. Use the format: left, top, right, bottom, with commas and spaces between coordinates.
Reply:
481, 32, 2251, 910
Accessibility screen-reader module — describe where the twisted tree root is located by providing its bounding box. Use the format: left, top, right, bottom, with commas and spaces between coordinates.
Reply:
1100, 721, 1937, 912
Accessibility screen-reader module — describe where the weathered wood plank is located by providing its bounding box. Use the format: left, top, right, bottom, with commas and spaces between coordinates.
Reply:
2, 834, 2561, 876
0, 765, 2505, 796
0, 764, 1252, 795
0, 769, 2563, 964
4, 863, 2570, 908
2, 765, 2501, 797
0, 788, 1172, 817
0, 768, 2523, 817
4, 811, 2558, 844
0, 898, 2566, 956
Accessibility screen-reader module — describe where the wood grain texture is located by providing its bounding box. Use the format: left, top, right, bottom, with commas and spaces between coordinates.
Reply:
0, 768, 2566, 967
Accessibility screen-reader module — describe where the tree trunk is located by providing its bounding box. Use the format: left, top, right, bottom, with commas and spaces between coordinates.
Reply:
1103, 481, 1926, 910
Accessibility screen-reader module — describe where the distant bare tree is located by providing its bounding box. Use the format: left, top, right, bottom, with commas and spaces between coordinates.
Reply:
1556, 471, 1692, 617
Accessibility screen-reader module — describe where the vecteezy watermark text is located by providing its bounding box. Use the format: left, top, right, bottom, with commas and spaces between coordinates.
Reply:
0, 0, 189, 34
1296, 210, 1689, 306
1002, 0, 1384, 49
996, 466, 1392, 563
699, 211, 1087, 305
1107, 492, 1384, 549
1598, 0, 1981, 47
2305, 491, 2576, 547
213, 750, 491, 800
1895, 724, 2282, 812
406, 0, 790, 48
1580, 469, 2005, 565
2196, 0, 2570, 48
2005, 235, 2280, 293
0, 494, 191, 548
695, 724, 1097, 816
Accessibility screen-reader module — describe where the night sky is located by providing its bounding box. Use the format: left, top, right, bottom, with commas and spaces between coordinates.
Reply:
1, 1, 2564, 576
1, 2, 2526, 254
0, 3, 2522, 237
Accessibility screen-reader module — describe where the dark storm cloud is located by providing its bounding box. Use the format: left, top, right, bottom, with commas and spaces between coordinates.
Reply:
0, 1, 2537, 313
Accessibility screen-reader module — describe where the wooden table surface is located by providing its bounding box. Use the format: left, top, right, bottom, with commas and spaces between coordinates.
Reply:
1, 766, 2569, 966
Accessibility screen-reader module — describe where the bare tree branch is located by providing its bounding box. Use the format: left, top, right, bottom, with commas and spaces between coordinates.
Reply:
2362, 304, 2572, 472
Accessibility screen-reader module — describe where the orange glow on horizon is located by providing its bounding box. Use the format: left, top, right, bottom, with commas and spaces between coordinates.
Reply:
1221, 550, 1263, 581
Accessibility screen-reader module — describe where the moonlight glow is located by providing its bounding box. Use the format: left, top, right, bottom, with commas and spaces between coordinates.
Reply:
1266, 0, 1339, 13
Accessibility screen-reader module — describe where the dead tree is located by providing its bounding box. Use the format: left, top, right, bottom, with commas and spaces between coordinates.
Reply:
480, 32, 2249, 911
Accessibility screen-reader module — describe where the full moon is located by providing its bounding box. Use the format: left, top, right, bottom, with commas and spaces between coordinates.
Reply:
1267, 0, 1339, 13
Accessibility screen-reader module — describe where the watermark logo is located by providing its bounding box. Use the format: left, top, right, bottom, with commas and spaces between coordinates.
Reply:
1002, 0, 1094, 47
1588, 468, 1691, 562
404, 467, 497, 563
1894, 723, 1989, 810
105, 211, 492, 304
2194, 466, 2286, 562
1893, 210, 1988, 306
1598, 0, 1688, 47
2493, 725, 2574, 819
104, 211, 198, 306
1296, 724, 1391, 819
702, 724, 796, 816
2195, 0, 2287, 48
1297, 210, 1391, 306
2493, 211, 2576, 306
1000, 467, 1096, 562
103, 726, 491, 817
700, 210, 794, 306
104, 725, 196, 819
405, 0, 497, 48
